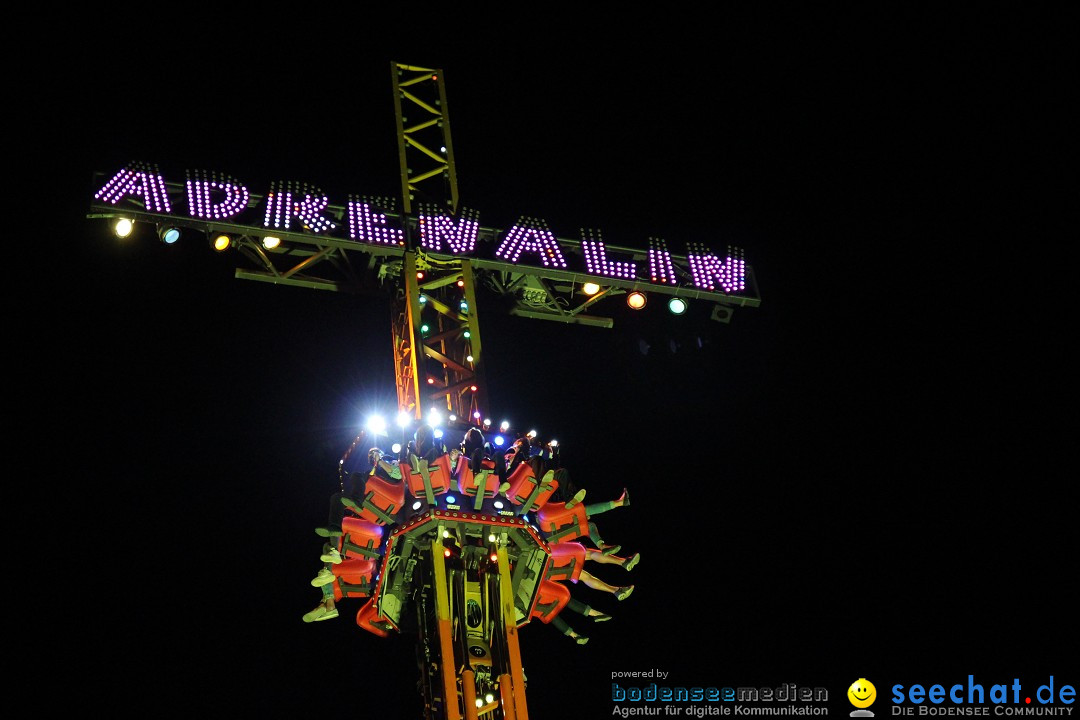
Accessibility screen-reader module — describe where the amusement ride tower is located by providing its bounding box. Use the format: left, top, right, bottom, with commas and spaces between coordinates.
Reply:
86, 62, 760, 719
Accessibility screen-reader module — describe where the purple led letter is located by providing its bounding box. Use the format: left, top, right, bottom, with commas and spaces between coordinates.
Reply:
687, 244, 746, 293
580, 229, 637, 280
347, 198, 405, 246
648, 237, 677, 284
94, 162, 172, 213
186, 170, 249, 220
494, 217, 568, 268
418, 205, 480, 254
263, 181, 337, 233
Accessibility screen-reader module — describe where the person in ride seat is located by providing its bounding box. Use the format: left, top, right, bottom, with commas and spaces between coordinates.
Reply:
543, 468, 630, 555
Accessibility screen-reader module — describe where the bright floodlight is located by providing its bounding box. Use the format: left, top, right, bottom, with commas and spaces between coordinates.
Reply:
412, 500, 422, 510
527, 429, 537, 438
448, 414, 457, 423
668, 297, 688, 315
483, 418, 491, 427
582, 282, 600, 295
262, 235, 281, 249
114, 218, 133, 238
392, 443, 402, 453
396, 411, 411, 428
549, 439, 558, 447
494, 435, 505, 446
158, 226, 181, 244
434, 428, 444, 439
493, 500, 504, 509
428, 408, 443, 426
499, 420, 510, 431
473, 411, 481, 420
211, 233, 232, 251
627, 291, 647, 310
366, 414, 387, 436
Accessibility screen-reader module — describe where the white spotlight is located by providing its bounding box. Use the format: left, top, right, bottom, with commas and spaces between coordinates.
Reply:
366, 414, 387, 436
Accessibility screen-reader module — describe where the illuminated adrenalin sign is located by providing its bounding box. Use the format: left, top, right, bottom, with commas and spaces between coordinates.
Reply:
93, 163, 749, 295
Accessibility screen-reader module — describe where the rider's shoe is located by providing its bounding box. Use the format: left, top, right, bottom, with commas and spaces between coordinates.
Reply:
320, 547, 343, 564
564, 488, 587, 509
314, 600, 338, 621
615, 585, 635, 601
624, 552, 640, 571
302, 602, 328, 623
311, 568, 336, 587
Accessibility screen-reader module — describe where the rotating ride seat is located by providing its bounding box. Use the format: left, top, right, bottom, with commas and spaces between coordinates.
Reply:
544, 541, 586, 583
455, 454, 499, 511
505, 465, 559, 516
356, 596, 395, 637
536, 501, 588, 544
339, 516, 384, 559
351, 473, 405, 526
530, 579, 571, 624
331, 557, 377, 600
401, 453, 453, 506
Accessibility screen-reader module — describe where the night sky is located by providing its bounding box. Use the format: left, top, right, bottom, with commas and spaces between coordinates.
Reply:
27, 7, 1073, 717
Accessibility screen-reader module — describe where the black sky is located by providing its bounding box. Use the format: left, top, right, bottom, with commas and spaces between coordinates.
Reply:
24, 6, 1075, 717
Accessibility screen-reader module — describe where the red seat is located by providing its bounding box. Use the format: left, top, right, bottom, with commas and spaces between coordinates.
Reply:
545, 541, 586, 583
536, 501, 588, 544
530, 579, 571, 624
356, 475, 405, 526
331, 557, 377, 600
401, 453, 452, 505
339, 516, 384, 559
356, 597, 394, 637
455, 455, 499, 510
505, 464, 558, 515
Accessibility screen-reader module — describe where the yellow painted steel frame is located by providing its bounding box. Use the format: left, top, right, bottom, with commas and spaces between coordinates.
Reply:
431, 535, 463, 720
392, 252, 425, 417
392, 62, 459, 216
497, 544, 529, 720
395, 253, 487, 421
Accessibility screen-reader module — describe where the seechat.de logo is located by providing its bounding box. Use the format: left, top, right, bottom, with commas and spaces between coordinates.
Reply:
891, 676, 1075, 716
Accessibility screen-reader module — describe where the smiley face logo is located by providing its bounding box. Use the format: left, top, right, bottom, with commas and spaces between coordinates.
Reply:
848, 679, 877, 709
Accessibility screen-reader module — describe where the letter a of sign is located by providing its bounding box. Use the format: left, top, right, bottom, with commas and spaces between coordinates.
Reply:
94, 163, 173, 213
